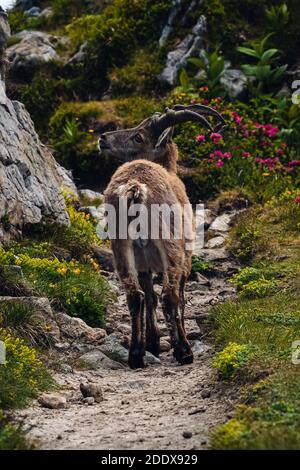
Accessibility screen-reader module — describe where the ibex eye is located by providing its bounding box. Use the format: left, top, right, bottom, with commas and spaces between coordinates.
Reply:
134, 134, 143, 143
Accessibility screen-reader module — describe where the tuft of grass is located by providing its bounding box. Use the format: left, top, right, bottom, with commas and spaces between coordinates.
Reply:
0, 412, 32, 450
0, 301, 57, 348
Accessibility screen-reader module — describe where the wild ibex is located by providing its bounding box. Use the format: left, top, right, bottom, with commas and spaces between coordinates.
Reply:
100, 105, 225, 368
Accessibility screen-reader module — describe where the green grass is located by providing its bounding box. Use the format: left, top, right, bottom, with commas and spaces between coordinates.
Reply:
0, 413, 32, 450
210, 195, 300, 449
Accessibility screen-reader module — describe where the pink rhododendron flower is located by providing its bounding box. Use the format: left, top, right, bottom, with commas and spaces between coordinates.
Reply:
264, 125, 278, 138
223, 152, 232, 159
277, 148, 284, 156
295, 194, 300, 204
214, 150, 223, 157
197, 135, 205, 143
210, 132, 222, 143
216, 159, 224, 168
232, 112, 242, 125
243, 152, 251, 158
288, 160, 300, 166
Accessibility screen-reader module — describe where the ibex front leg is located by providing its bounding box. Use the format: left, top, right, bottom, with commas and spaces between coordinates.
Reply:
111, 241, 145, 369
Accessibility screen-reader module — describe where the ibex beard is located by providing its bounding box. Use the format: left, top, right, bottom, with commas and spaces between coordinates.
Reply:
100, 103, 225, 368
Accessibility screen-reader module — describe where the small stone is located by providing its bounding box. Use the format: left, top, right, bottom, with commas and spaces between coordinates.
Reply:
54, 342, 70, 351
160, 338, 171, 352
206, 236, 225, 249
145, 351, 161, 365
195, 273, 211, 286
59, 363, 73, 374
182, 431, 193, 439
80, 382, 103, 403
189, 407, 206, 415
83, 397, 95, 405
192, 340, 210, 355
78, 189, 103, 206
201, 389, 211, 399
38, 393, 67, 409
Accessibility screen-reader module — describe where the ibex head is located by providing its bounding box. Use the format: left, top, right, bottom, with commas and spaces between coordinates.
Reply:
99, 104, 225, 162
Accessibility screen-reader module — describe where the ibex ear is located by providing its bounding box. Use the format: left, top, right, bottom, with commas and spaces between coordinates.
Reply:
155, 127, 174, 148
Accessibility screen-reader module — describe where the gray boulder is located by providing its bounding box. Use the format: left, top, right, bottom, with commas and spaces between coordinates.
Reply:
7, 30, 59, 72
68, 41, 88, 65
206, 235, 225, 249
209, 213, 232, 232
24, 7, 41, 17
40, 7, 53, 19
99, 333, 161, 366
221, 68, 248, 100
38, 393, 67, 409
56, 313, 106, 343
75, 349, 125, 370
78, 189, 104, 206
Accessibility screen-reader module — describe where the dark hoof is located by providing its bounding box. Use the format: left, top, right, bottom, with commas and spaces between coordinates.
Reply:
128, 351, 145, 369
179, 353, 194, 365
173, 345, 194, 365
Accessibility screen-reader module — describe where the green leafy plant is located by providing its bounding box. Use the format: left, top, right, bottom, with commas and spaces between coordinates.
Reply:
237, 34, 287, 94
266, 3, 289, 34
191, 255, 212, 274
230, 268, 277, 298
0, 412, 31, 450
179, 50, 225, 97
0, 328, 51, 408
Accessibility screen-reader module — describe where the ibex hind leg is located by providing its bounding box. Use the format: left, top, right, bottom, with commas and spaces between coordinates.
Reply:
111, 241, 146, 369
162, 269, 193, 365
127, 290, 145, 369
139, 271, 160, 357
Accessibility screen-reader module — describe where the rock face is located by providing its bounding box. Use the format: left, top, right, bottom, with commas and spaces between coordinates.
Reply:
0, 8, 10, 81
0, 15, 69, 242
7, 30, 59, 73
0, 92, 69, 240
158, 0, 184, 48
160, 15, 207, 86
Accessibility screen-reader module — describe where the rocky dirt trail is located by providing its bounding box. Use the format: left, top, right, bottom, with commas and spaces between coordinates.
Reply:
15, 209, 242, 450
